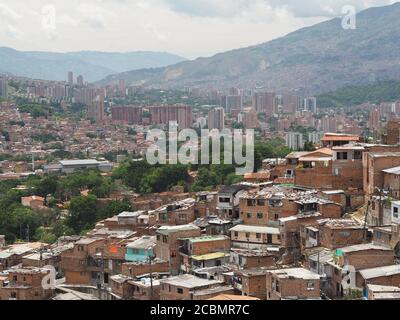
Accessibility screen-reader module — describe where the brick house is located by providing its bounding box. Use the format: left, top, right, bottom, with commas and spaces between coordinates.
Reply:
360, 265, 400, 291
233, 268, 270, 299
159, 274, 225, 300
366, 284, 400, 300
363, 152, 400, 198
151, 198, 196, 226
121, 259, 169, 278
179, 235, 230, 273
265, 268, 321, 300
229, 224, 280, 250
60, 237, 105, 285
217, 185, 248, 219
324, 243, 395, 298
155, 225, 201, 275
0, 268, 54, 300
129, 278, 161, 300
318, 219, 365, 250
229, 248, 277, 270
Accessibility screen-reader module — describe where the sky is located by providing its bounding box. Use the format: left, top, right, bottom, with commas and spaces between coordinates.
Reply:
0, 0, 397, 59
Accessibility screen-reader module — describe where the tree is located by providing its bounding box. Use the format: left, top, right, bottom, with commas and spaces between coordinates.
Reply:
34, 227, 57, 244
33, 176, 58, 197
100, 200, 132, 219
66, 195, 99, 233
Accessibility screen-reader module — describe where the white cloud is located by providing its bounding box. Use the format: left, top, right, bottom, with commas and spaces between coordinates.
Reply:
159, 0, 262, 17
0, 3, 22, 22
266, 0, 397, 18
0, 0, 396, 58
77, 3, 113, 29
6, 24, 24, 39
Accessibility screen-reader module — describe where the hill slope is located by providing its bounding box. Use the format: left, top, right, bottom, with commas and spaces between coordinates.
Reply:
0, 48, 186, 82
317, 80, 400, 108
99, 3, 400, 94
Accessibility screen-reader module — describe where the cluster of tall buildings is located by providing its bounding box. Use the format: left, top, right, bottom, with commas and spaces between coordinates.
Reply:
111, 104, 193, 129
27, 83, 70, 101
68, 71, 84, 86
148, 105, 193, 129
252, 91, 276, 116
74, 87, 100, 106
111, 105, 143, 125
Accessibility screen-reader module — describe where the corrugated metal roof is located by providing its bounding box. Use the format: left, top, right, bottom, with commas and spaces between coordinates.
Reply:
229, 224, 280, 234
360, 265, 400, 279
192, 252, 227, 261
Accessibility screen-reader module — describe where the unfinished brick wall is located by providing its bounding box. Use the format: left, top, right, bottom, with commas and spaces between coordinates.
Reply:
121, 261, 169, 277
266, 273, 320, 300
319, 226, 364, 250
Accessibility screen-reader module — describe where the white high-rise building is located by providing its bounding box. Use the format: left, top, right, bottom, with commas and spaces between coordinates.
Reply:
285, 132, 304, 150
308, 132, 324, 145
304, 97, 317, 113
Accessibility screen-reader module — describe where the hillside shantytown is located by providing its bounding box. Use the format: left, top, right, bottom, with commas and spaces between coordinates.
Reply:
1, 1, 400, 302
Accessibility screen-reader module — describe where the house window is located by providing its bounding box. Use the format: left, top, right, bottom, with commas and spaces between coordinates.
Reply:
310, 260, 317, 270
257, 213, 263, 219
354, 151, 362, 160
177, 288, 183, 294
275, 280, 280, 293
247, 213, 252, 219
234, 231, 239, 237
376, 231, 382, 240
257, 199, 266, 206
394, 207, 399, 219
245, 233, 250, 239
178, 213, 187, 221
256, 233, 261, 239
307, 282, 315, 291
337, 152, 348, 160
334, 268, 339, 275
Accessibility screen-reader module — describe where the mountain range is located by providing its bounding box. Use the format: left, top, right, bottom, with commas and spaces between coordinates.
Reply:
99, 2, 400, 94
0, 47, 186, 82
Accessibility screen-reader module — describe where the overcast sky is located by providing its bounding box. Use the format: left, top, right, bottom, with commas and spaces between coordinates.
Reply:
0, 0, 396, 59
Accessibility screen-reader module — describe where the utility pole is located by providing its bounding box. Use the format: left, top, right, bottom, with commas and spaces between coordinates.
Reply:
364, 199, 370, 241
378, 188, 384, 227
149, 256, 154, 300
